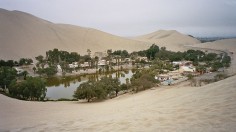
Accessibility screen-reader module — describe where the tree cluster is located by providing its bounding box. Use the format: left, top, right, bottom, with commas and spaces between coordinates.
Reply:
155, 48, 231, 71
36, 66, 57, 77
112, 50, 129, 58
130, 44, 160, 60
0, 58, 33, 67
74, 77, 123, 102
130, 70, 159, 92
9, 77, 46, 101
46, 48, 80, 64
0, 67, 17, 89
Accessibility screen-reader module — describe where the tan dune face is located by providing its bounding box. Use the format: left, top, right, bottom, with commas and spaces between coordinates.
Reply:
191, 39, 236, 52
133, 30, 201, 52
0, 9, 150, 60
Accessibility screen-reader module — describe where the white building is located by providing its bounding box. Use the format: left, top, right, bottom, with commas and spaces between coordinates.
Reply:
80, 62, 90, 68
98, 60, 107, 66
14, 67, 24, 74
57, 65, 62, 72
172, 61, 182, 66
179, 66, 196, 73
69, 62, 79, 68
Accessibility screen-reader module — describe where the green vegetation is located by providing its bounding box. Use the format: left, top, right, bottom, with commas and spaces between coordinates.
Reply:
0, 65, 46, 101
0, 67, 17, 89
146, 44, 159, 60
0, 60, 15, 67
34, 45, 230, 77
73, 69, 160, 102
155, 48, 231, 72
19, 58, 33, 66
112, 50, 129, 58
46, 48, 80, 65
150, 59, 173, 74
0, 58, 33, 67
130, 70, 159, 92
130, 44, 159, 60
73, 77, 121, 102
0, 44, 232, 102
36, 66, 57, 77
9, 77, 46, 101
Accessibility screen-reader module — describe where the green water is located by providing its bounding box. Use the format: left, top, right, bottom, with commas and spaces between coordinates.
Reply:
46, 70, 135, 100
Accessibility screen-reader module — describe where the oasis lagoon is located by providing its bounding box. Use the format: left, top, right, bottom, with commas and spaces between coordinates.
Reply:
45, 70, 135, 100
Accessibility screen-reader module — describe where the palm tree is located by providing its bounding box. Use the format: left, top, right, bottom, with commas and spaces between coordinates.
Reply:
87, 49, 91, 57
32, 67, 36, 74
94, 56, 99, 72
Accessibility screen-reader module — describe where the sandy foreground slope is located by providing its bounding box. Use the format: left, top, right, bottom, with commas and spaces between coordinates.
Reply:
133, 30, 200, 52
1, 75, 236, 132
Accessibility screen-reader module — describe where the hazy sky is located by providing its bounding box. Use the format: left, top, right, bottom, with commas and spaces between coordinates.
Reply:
0, 0, 236, 37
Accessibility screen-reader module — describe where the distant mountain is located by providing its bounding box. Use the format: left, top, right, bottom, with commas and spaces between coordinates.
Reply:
133, 30, 200, 51
196, 37, 236, 43
0, 8, 150, 60
191, 39, 236, 52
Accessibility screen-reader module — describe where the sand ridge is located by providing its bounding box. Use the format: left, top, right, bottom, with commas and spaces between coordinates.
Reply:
0, 9, 150, 60
0, 9, 201, 60
133, 30, 201, 52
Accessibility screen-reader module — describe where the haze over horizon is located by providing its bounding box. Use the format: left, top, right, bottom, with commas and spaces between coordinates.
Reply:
0, 0, 236, 37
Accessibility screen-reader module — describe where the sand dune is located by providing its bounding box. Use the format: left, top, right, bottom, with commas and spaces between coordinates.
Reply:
1, 75, 236, 131
190, 39, 236, 52
0, 9, 150, 60
133, 30, 200, 52
1, 8, 236, 132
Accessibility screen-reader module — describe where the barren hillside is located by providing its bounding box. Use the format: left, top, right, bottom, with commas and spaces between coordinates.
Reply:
0, 9, 150, 60
134, 30, 200, 51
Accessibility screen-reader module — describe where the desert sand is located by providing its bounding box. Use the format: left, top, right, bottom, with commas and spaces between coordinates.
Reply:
133, 30, 200, 52
1, 75, 236, 132
0, 9, 202, 60
1, 8, 236, 132
0, 9, 150, 60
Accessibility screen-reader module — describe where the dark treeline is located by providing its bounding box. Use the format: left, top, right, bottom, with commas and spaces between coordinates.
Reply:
0, 58, 33, 67
73, 69, 160, 102
155, 48, 231, 71
0, 66, 17, 89
112, 50, 129, 58
9, 77, 46, 101
130, 44, 159, 60
74, 77, 121, 102
46, 48, 80, 65
0, 66, 46, 100
130, 70, 159, 92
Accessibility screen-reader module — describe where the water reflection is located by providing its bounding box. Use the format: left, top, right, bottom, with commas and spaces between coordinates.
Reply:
46, 70, 134, 100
